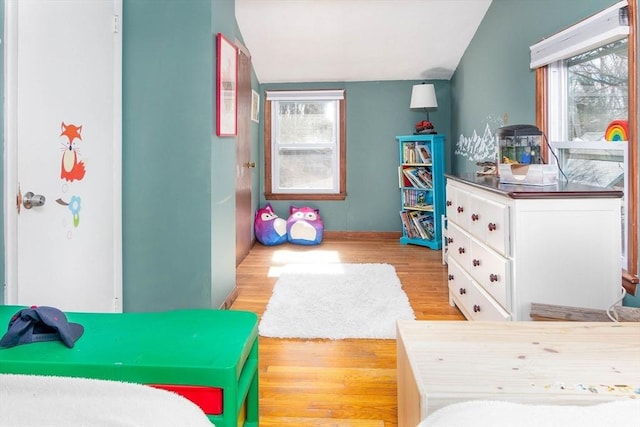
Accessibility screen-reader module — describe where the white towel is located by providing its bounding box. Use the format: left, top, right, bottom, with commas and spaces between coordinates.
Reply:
418, 400, 640, 427
0, 374, 214, 427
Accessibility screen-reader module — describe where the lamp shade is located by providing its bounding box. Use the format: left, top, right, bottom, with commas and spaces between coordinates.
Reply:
410, 84, 438, 109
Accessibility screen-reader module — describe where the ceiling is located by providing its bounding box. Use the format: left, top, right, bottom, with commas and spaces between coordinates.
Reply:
235, 0, 493, 84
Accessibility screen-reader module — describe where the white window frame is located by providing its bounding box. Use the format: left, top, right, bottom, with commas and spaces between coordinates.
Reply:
550, 140, 629, 268
535, 1, 630, 269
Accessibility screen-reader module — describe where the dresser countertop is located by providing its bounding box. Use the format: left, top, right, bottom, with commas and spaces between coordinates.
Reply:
446, 173, 623, 199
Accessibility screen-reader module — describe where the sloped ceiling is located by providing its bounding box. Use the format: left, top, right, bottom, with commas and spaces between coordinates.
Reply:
235, 0, 492, 83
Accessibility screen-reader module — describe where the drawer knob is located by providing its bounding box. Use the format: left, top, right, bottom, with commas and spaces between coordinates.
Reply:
448, 274, 454, 281
488, 222, 497, 232
447, 237, 453, 244
458, 247, 465, 254
471, 213, 479, 221
459, 288, 466, 295
473, 304, 481, 312
457, 206, 464, 213
446, 200, 452, 207
472, 259, 481, 267
489, 274, 498, 282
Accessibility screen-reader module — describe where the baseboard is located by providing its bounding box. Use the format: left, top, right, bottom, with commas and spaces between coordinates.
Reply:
219, 286, 239, 310
322, 231, 402, 240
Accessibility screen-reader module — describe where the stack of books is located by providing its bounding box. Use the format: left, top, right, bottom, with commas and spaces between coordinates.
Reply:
402, 167, 433, 188
399, 211, 434, 240
402, 143, 432, 164
402, 189, 433, 210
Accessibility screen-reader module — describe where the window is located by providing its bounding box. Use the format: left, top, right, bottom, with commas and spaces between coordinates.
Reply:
264, 90, 346, 200
552, 140, 628, 267
548, 39, 628, 142
532, 0, 638, 289
548, 39, 629, 267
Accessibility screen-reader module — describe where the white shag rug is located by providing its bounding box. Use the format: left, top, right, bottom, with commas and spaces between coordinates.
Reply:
259, 263, 416, 339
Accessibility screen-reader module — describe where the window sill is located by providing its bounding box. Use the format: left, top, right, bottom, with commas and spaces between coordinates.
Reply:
265, 192, 347, 201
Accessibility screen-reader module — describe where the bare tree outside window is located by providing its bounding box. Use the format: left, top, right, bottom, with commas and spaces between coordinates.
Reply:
264, 89, 347, 200
276, 101, 336, 190
567, 39, 628, 140
557, 38, 629, 261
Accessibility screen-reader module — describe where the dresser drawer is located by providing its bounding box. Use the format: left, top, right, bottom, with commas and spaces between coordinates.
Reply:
446, 222, 470, 268
447, 259, 511, 321
468, 194, 510, 256
446, 185, 470, 230
469, 240, 510, 311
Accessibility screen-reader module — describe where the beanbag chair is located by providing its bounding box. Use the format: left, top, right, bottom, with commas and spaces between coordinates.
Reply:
254, 203, 287, 246
286, 205, 323, 245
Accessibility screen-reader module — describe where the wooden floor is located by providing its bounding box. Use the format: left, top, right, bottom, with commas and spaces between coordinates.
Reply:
231, 236, 464, 427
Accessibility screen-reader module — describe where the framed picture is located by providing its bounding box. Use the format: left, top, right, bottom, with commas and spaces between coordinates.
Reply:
251, 90, 260, 123
216, 33, 237, 136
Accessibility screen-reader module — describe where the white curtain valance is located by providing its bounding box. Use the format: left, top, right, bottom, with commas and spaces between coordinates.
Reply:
265, 89, 344, 101
530, 0, 629, 69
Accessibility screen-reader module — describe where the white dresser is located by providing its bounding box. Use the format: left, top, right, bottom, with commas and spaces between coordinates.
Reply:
445, 174, 623, 321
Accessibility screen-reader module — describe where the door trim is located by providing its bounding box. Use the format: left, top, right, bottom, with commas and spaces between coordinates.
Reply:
4, 0, 19, 302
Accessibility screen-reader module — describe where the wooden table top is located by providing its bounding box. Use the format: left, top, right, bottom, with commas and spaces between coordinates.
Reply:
397, 321, 640, 414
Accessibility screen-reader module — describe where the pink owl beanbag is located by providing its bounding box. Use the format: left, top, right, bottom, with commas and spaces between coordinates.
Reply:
254, 204, 287, 246
286, 205, 324, 245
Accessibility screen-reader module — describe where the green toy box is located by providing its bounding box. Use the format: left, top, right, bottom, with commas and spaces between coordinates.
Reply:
0, 306, 259, 427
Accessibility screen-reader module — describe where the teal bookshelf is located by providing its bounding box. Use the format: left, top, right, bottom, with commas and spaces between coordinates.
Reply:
396, 134, 445, 249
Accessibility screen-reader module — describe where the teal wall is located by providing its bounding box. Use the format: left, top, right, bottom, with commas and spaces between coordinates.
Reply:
123, 0, 214, 311
259, 80, 451, 232
450, 0, 619, 174
210, 0, 242, 310
123, 0, 243, 311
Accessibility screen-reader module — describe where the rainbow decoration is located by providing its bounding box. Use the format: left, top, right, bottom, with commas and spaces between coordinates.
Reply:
605, 120, 628, 142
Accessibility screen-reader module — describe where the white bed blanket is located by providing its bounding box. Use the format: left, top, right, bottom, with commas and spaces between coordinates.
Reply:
0, 374, 215, 427
418, 400, 640, 427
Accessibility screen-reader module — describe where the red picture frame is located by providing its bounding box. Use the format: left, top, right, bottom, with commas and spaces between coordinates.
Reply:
216, 33, 238, 136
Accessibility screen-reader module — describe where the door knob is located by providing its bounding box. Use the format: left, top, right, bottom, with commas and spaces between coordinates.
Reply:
246, 162, 256, 168
23, 191, 46, 209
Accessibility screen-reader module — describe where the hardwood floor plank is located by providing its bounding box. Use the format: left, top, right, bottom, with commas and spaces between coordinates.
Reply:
259, 416, 386, 427
232, 237, 464, 426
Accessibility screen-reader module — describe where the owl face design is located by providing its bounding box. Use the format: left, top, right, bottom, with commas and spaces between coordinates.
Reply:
286, 206, 323, 245
255, 204, 287, 246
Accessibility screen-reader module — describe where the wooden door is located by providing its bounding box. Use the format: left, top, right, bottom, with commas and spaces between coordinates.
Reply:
235, 45, 253, 266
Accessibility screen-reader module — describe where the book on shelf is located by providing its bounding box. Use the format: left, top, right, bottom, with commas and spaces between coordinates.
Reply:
416, 168, 433, 188
403, 143, 416, 164
399, 211, 416, 238
402, 167, 433, 189
407, 211, 434, 240
402, 168, 425, 188
409, 211, 426, 239
403, 142, 432, 165
416, 144, 432, 163
403, 189, 433, 210
418, 214, 435, 240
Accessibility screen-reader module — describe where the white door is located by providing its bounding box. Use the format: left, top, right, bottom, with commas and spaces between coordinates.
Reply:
3, 0, 122, 312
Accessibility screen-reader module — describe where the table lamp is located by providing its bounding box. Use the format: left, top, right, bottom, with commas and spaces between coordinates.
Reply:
410, 83, 438, 134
